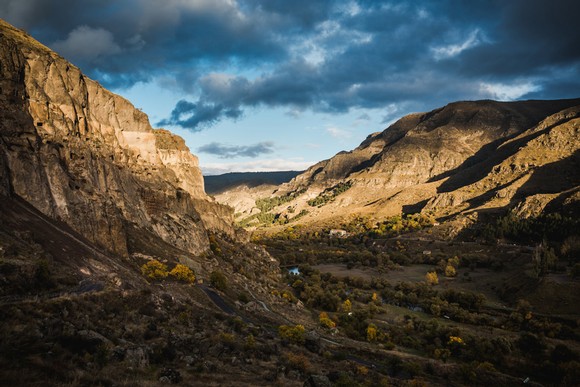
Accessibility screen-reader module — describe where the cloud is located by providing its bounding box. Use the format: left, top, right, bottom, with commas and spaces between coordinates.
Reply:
479, 81, 541, 101
2, 0, 579, 129
52, 25, 121, 62
431, 29, 482, 60
157, 99, 242, 130
326, 126, 352, 140
197, 141, 276, 159
201, 158, 314, 175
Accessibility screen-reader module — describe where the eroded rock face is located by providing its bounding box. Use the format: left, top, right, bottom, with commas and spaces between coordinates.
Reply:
0, 20, 233, 256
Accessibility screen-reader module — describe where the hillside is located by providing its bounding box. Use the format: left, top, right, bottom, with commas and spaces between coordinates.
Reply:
222, 99, 580, 232
0, 19, 286, 385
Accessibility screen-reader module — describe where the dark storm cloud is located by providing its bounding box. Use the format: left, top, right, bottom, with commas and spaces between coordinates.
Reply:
197, 141, 275, 159
158, 100, 242, 131
2, 0, 578, 130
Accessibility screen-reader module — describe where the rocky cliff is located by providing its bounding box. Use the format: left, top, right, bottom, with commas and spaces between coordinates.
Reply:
0, 19, 234, 257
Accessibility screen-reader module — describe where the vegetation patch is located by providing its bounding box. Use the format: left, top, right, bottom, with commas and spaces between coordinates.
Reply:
255, 188, 306, 212
307, 181, 352, 207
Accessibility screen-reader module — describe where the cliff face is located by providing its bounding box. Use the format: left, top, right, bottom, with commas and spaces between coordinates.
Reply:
0, 20, 233, 256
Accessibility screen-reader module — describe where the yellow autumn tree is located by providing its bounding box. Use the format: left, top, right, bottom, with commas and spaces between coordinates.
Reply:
141, 259, 168, 280
341, 299, 352, 313
169, 264, 196, 283
319, 312, 336, 329
425, 271, 439, 285
367, 323, 378, 342
444, 264, 457, 277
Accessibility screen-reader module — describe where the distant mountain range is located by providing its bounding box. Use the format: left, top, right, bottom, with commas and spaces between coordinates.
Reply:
204, 170, 303, 194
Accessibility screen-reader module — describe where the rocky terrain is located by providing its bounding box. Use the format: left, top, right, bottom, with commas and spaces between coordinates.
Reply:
221, 98, 580, 233
0, 19, 236, 258
0, 19, 289, 386
2, 18, 580, 387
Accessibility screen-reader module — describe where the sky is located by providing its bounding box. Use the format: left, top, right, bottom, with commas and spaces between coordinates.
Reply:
1, 0, 579, 175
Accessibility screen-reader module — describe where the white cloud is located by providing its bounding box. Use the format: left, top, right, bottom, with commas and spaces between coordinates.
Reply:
326, 126, 352, 140
479, 81, 540, 101
52, 25, 121, 61
432, 29, 481, 60
201, 158, 314, 175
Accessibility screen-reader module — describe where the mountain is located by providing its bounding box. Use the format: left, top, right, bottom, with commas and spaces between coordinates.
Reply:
0, 19, 289, 385
0, 19, 236, 258
204, 170, 303, 194
225, 99, 580, 230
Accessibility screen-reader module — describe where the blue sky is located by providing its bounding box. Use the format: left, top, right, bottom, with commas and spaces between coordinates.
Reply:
2, 0, 579, 174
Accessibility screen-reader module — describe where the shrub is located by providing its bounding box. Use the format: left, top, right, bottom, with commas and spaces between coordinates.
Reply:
279, 324, 306, 344
319, 312, 336, 329
169, 264, 195, 283
141, 259, 169, 280
307, 181, 352, 207
425, 271, 439, 285
285, 352, 311, 373
210, 270, 227, 291
341, 299, 352, 313
444, 265, 457, 277
367, 324, 378, 342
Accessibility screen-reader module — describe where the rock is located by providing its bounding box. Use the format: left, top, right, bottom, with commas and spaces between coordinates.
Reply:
0, 19, 235, 258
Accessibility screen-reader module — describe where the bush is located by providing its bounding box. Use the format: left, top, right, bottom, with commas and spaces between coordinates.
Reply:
319, 312, 336, 329
169, 264, 195, 283
285, 352, 311, 373
367, 324, 378, 342
210, 270, 228, 291
279, 324, 306, 344
341, 299, 352, 313
444, 265, 457, 277
141, 259, 169, 280
425, 271, 439, 285
307, 181, 352, 207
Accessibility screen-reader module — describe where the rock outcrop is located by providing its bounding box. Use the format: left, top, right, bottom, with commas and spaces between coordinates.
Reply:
0, 19, 233, 256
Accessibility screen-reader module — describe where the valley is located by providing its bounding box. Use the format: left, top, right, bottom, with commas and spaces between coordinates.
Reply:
0, 16, 579, 387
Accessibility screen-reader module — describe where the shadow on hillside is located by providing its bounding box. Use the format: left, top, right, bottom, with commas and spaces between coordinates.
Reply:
432, 115, 578, 194
461, 151, 579, 214
514, 149, 580, 198
451, 151, 580, 241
